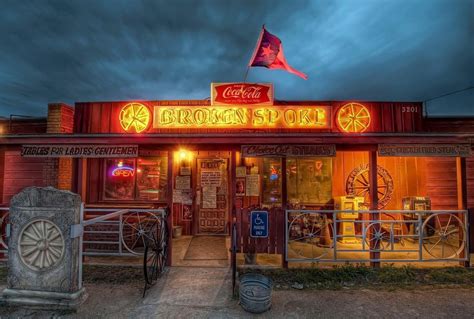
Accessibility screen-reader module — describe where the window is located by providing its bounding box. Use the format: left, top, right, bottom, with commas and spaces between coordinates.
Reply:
262, 158, 282, 205
286, 157, 332, 205
103, 157, 168, 201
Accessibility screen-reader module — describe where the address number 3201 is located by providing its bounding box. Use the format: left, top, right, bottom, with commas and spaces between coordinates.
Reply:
402, 106, 419, 113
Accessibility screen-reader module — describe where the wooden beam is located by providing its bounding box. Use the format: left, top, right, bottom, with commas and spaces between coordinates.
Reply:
166, 150, 173, 267
456, 157, 470, 267
369, 150, 380, 267
281, 157, 288, 269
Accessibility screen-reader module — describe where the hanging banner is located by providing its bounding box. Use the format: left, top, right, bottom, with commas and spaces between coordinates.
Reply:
21, 145, 138, 158
242, 144, 336, 157
378, 144, 472, 157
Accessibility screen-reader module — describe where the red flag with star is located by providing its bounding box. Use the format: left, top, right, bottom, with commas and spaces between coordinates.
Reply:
248, 26, 308, 80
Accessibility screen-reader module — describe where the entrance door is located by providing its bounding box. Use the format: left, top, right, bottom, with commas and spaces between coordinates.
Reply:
196, 158, 229, 234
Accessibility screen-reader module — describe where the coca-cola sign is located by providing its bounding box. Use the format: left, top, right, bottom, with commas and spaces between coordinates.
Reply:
211, 83, 273, 105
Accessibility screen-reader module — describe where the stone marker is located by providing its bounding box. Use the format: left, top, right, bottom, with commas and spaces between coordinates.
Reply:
2, 186, 87, 310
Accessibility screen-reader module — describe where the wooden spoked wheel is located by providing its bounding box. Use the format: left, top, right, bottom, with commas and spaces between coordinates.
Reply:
0, 212, 8, 250
422, 213, 466, 259
364, 222, 391, 251
346, 164, 394, 209
143, 218, 168, 296
119, 103, 151, 133
288, 213, 334, 260
337, 103, 371, 133
121, 212, 160, 255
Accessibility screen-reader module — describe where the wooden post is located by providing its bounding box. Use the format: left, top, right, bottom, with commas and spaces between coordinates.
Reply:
166, 150, 173, 267
281, 157, 288, 268
369, 151, 380, 268
456, 157, 469, 267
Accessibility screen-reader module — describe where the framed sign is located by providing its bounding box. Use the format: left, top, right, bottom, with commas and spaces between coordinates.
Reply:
378, 144, 472, 157
21, 145, 138, 158
211, 83, 273, 106
250, 211, 269, 238
242, 145, 336, 157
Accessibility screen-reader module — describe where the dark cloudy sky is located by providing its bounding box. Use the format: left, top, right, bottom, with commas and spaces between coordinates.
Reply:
0, 0, 472, 117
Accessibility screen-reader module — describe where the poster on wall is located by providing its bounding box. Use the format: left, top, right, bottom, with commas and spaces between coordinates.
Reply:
175, 175, 191, 190
245, 175, 260, 196
236, 166, 247, 177
173, 189, 192, 204
236, 178, 245, 196
201, 170, 222, 187
250, 166, 259, 174
202, 186, 217, 208
180, 166, 192, 175
182, 204, 193, 221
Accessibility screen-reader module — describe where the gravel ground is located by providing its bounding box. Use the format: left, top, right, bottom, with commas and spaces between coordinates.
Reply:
0, 267, 474, 318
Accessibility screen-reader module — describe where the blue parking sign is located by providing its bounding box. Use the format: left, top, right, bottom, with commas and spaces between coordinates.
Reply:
250, 211, 268, 238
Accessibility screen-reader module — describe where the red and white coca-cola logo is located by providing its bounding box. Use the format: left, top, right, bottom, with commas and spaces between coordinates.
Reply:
212, 83, 273, 105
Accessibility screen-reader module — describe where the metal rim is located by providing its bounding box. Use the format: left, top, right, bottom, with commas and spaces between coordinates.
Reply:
121, 212, 160, 255
0, 212, 8, 249
364, 222, 391, 251
422, 213, 466, 259
288, 212, 334, 260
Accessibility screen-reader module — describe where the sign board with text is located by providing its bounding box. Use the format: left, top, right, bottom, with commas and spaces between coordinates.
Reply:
250, 211, 269, 238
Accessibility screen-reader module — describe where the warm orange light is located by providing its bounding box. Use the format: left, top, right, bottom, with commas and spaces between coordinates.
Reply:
179, 150, 188, 160
153, 106, 329, 129
119, 103, 151, 133
336, 103, 371, 133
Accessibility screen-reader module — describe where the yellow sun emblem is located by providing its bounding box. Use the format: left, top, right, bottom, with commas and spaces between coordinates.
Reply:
119, 103, 151, 133
336, 103, 371, 133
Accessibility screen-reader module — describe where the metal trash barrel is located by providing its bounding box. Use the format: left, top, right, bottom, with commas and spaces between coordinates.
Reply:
239, 273, 273, 313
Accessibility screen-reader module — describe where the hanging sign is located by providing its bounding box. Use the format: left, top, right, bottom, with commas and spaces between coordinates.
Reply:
250, 211, 269, 238
378, 144, 472, 157
242, 144, 336, 157
21, 145, 138, 158
211, 83, 273, 105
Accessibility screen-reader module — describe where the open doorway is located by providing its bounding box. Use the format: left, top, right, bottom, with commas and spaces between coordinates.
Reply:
172, 151, 231, 267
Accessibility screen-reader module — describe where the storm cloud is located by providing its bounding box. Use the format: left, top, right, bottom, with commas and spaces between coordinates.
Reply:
0, 0, 472, 117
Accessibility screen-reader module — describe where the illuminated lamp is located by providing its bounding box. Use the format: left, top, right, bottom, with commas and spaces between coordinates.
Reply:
336, 103, 371, 133
119, 103, 151, 133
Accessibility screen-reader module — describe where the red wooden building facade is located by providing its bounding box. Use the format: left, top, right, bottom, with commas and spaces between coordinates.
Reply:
1, 83, 473, 266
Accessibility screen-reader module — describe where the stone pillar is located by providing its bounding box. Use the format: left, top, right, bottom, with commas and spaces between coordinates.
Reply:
2, 187, 87, 310
45, 103, 75, 191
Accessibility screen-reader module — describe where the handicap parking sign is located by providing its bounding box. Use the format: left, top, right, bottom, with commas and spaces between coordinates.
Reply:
250, 211, 268, 238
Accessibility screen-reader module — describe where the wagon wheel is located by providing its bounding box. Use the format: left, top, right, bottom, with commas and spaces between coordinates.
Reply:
422, 213, 466, 259
364, 222, 391, 251
346, 164, 394, 209
143, 218, 168, 297
121, 212, 159, 255
119, 103, 151, 133
0, 212, 8, 249
288, 213, 333, 260
336, 103, 371, 133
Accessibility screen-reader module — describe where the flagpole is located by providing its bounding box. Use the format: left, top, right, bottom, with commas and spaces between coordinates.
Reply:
243, 67, 250, 83
245, 25, 265, 83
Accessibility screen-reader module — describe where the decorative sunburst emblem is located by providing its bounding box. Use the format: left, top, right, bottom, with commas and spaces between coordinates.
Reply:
18, 219, 65, 271
336, 103, 371, 133
119, 103, 151, 133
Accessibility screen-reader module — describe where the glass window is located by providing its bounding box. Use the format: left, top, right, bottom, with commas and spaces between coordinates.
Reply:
136, 157, 168, 201
104, 159, 135, 200
103, 156, 168, 201
286, 157, 332, 205
262, 158, 282, 205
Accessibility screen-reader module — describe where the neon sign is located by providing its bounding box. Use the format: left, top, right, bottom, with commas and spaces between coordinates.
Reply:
119, 103, 151, 133
336, 103, 371, 133
153, 106, 329, 129
111, 166, 135, 177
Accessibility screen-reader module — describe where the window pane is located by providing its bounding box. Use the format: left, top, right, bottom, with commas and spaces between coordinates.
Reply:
104, 159, 135, 200
136, 157, 168, 201
262, 158, 282, 205
287, 157, 332, 205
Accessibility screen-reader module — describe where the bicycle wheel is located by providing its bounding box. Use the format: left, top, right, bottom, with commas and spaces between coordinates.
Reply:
144, 240, 159, 286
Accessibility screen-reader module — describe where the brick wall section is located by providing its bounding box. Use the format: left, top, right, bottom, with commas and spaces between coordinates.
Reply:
45, 103, 75, 190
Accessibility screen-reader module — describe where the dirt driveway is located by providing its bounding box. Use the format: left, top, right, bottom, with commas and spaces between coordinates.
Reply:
1, 267, 474, 318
